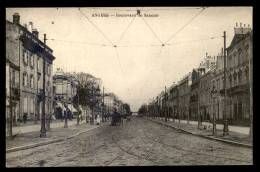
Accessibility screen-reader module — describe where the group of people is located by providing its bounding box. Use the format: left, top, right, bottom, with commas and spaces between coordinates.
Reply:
110, 109, 131, 126
199, 112, 211, 129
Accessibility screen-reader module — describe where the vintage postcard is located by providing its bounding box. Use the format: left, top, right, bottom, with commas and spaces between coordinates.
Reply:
5, 7, 253, 167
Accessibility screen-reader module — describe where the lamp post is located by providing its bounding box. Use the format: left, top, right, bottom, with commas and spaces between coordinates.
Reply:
102, 86, 104, 123
64, 98, 68, 128
40, 34, 47, 138
223, 31, 229, 136
211, 84, 218, 136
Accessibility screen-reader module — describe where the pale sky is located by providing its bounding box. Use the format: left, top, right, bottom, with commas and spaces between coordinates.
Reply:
6, 7, 252, 112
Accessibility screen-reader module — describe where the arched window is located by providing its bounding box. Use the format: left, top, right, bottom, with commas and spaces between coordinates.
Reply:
238, 69, 242, 83
233, 52, 237, 67
233, 72, 237, 85
228, 55, 232, 69
238, 48, 242, 65
229, 74, 232, 88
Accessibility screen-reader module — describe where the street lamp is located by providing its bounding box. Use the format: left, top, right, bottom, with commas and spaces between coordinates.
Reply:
211, 84, 218, 136
64, 97, 68, 128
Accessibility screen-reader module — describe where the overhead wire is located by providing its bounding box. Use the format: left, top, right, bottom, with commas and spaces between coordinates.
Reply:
47, 39, 113, 47
141, 15, 163, 44
116, 15, 137, 45
166, 36, 222, 45
140, 45, 164, 97
114, 47, 125, 81
164, 7, 207, 44
78, 8, 115, 46
62, 7, 211, 108
47, 36, 221, 48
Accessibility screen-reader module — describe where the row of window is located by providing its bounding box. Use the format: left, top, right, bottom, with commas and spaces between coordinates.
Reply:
228, 67, 249, 87
228, 44, 249, 69
22, 49, 52, 75
23, 73, 34, 88
22, 49, 34, 67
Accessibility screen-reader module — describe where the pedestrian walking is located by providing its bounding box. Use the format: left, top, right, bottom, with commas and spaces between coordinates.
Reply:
200, 112, 203, 125
207, 113, 210, 123
23, 113, 27, 124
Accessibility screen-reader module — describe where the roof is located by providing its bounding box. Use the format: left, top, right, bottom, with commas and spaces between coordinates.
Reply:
6, 58, 20, 71
227, 31, 251, 51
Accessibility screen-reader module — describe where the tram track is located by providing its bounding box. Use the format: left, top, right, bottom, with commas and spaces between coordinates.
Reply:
140, 118, 252, 164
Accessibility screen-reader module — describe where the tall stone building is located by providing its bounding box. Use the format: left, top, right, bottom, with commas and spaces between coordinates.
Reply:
178, 73, 192, 120
53, 69, 78, 119
6, 13, 55, 122
225, 23, 252, 125
190, 67, 205, 120
199, 71, 212, 119
169, 83, 179, 119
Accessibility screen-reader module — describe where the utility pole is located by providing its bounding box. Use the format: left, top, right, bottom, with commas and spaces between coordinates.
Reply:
40, 34, 47, 138
249, 33, 253, 137
64, 80, 68, 128
102, 86, 104, 123
9, 67, 13, 138
165, 86, 167, 122
223, 31, 229, 136
91, 86, 94, 124
77, 87, 80, 125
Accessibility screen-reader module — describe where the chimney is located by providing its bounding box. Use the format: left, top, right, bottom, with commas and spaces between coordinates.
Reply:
206, 53, 208, 57
221, 47, 223, 55
248, 24, 250, 27
13, 13, 20, 24
236, 23, 238, 27
32, 29, 39, 38
244, 24, 246, 27
29, 22, 33, 32
240, 23, 242, 27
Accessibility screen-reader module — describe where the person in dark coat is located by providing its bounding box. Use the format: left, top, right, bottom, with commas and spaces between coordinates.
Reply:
23, 113, 27, 124
200, 112, 203, 125
207, 113, 210, 122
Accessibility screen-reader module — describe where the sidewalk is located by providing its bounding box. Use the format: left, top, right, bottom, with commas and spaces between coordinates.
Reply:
10, 119, 81, 135
145, 117, 252, 148
6, 119, 110, 153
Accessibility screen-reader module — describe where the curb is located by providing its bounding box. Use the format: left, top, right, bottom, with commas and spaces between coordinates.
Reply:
144, 118, 252, 149
6, 138, 64, 153
6, 123, 108, 153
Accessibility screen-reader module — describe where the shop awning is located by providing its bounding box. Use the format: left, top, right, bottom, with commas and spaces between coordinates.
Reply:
56, 102, 67, 111
67, 104, 78, 113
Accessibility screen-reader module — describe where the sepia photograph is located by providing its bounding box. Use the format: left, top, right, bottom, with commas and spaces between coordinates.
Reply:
5, 6, 253, 167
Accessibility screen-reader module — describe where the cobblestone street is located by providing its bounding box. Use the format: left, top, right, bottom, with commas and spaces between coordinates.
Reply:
6, 117, 253, 167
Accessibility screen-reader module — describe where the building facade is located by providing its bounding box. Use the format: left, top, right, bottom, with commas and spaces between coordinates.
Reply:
6, 13, 55, 122
190, 67, 205, 121
225, 24, 252, 126
199, 71, 212, 120
178, 73, 192, 120
53, 69, 78, 119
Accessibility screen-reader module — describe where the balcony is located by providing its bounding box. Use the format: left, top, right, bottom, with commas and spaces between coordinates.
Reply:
220, 84, 249, 95
10, 88, 20, 101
